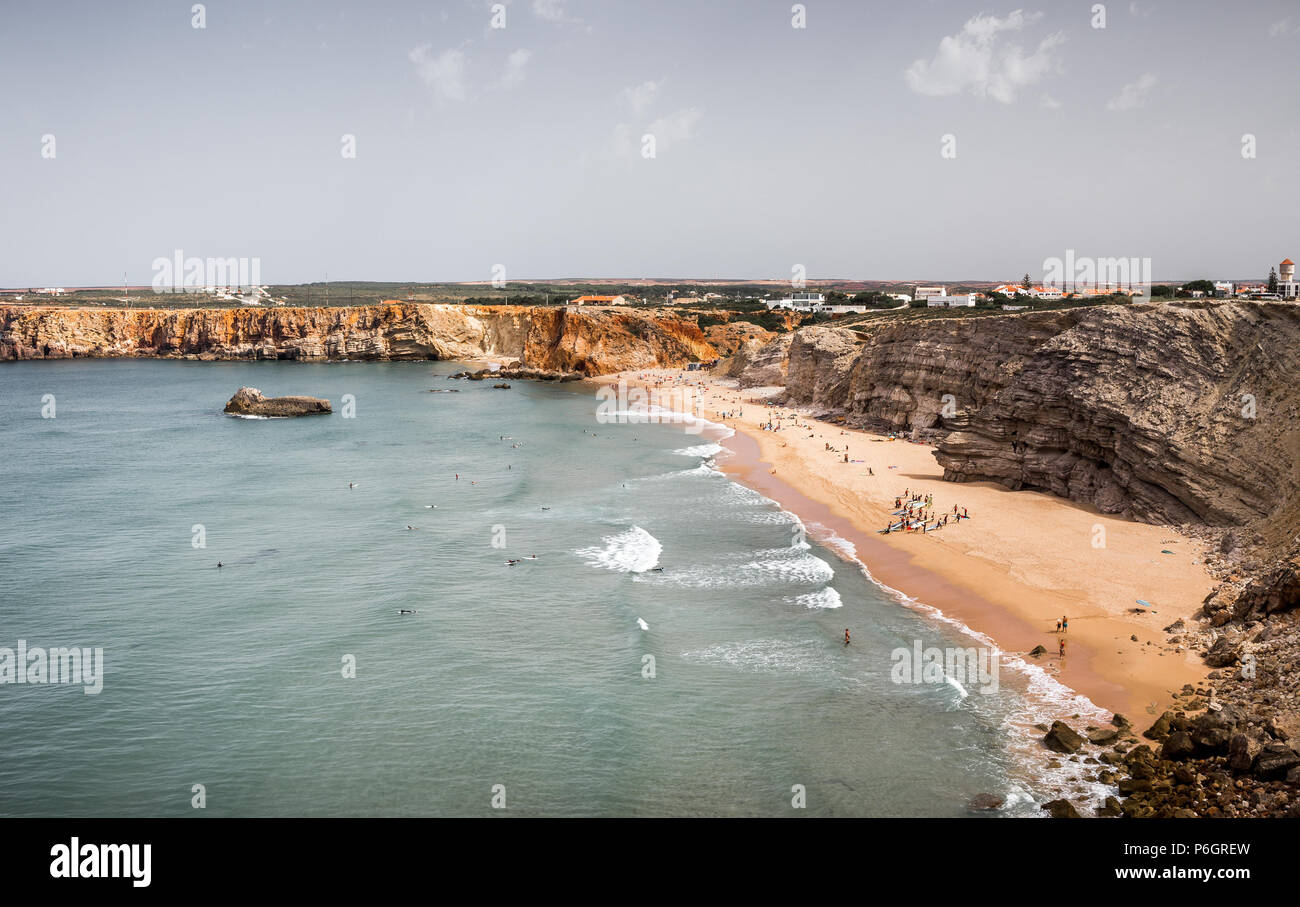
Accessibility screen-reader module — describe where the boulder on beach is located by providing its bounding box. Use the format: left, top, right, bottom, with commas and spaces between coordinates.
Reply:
1043, 720, 1085, 754
224, 386, 332, 417
1040, 798, 1081, 818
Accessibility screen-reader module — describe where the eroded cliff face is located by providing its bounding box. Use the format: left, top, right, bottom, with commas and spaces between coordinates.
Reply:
777, 302, 1300, 532
0, 303, 717, 376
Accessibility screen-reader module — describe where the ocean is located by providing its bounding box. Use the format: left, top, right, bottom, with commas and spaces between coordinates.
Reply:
0, 360, 1110, 816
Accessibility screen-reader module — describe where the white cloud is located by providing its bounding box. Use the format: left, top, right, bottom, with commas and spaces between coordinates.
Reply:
409, 44, 468, 104
1268, 19, 1300, 37
501, 49, 532, 88
621, 80, 663, 116
647, 107, 703, 153
599, 107, 702, 164
905, 10, 1065, 104
1106, 72, 1157, 111
1040, 93, 1062, 109
533, 0, 570, 23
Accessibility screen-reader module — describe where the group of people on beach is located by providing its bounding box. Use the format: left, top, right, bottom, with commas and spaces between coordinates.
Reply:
881, 490, 969, 534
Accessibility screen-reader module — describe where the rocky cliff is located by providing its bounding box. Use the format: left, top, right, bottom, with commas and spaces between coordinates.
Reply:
0, 303, 717, 376
777, 302, 1300, 535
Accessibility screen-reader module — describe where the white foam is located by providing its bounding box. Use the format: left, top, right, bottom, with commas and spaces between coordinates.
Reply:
789, 587, 844, 610
642, 549, 833, 588
577, 526, 662, 573
680, 638, 859, 685
672, 443, 723, 458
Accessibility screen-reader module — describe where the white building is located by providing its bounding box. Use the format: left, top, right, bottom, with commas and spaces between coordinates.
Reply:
926, 294, 976, 308
913, 285, 947, 300
1280, 259, 1298, 299
766, 292, 825, 312
1214, 281, 1234, 296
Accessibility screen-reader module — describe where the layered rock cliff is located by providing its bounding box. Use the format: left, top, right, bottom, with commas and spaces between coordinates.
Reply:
777, 301, 1300, 535
0, 303, 717, 376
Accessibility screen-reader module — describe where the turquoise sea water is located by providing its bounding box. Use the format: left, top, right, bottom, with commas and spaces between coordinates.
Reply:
0, 360, 1107, 816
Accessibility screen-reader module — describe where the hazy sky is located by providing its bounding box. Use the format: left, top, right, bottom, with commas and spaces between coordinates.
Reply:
3, 0, 1298, 285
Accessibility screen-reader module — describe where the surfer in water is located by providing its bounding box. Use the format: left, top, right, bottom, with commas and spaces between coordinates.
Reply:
397, 609, 417, 615
217, 561, 223, 568
844, 628, 851, 646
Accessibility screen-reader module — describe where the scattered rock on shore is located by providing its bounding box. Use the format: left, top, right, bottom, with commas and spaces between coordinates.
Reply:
1043, 720, 1085, 754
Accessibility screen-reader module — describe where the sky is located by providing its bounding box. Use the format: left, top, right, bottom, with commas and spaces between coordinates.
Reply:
2, 0, 1298, 286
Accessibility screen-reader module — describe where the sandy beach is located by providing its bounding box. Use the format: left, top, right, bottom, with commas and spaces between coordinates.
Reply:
598, 368, 1217, 722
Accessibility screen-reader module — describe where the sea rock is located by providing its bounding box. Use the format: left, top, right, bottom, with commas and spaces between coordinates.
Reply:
1096, 796, 1123, 818
1028, 645, 1047, 657
1040, 798, 1081, 818
1088, 727, 1120, 746
967, 793, 1004, 811
1043, 720, 1086, 754
223, 387, 331, 417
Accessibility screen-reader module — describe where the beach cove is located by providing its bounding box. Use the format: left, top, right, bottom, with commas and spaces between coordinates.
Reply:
599, 368, 1217, 723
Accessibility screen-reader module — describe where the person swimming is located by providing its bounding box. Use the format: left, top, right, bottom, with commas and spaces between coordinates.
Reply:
844, 628, 851, 645
217, 561, 223, 568
397, 609, 417, 615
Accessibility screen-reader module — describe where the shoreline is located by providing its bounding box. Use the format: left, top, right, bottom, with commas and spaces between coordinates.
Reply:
597, 369, 1216, 723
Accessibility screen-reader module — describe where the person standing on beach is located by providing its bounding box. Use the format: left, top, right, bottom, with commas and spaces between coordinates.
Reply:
1059, 638, 1066, 657
1062, 615, 1068, 632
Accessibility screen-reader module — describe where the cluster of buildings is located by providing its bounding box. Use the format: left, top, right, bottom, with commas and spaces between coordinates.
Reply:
571, 294, 636, 306
765, 291, 911, 314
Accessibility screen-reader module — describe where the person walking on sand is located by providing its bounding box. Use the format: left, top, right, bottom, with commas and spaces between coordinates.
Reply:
1062, 615, 1068, 633
1059, 638, 1066, 658
1056, 619, 1061, 632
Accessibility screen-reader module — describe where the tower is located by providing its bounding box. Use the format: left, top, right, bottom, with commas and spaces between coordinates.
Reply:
1282, 258, 1295, 284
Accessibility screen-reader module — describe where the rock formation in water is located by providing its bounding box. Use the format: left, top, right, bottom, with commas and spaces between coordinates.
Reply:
223, 387, 332, 417
0, 303, 717, 376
